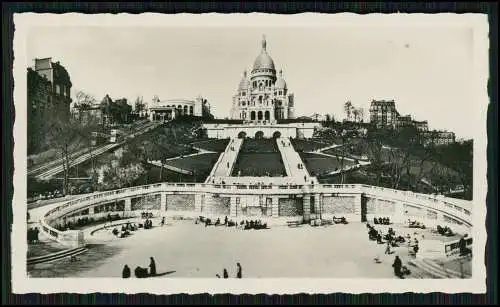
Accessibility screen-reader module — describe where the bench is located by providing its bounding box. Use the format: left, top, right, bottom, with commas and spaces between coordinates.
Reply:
287, 221, 301, 227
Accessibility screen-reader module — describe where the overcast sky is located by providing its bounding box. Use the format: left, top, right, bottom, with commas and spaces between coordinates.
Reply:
27, 26, 475, 139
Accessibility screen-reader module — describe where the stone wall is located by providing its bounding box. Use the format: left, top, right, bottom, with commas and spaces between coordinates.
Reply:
403, 203, 426, 218
131, 194, 161, 211
167, 194, 196, 211
203, 195, 230, 216
278, 198, 303, 216
322, 196, 355, 214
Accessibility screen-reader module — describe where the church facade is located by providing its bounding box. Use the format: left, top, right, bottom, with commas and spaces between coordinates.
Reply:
230, 36, 295, 123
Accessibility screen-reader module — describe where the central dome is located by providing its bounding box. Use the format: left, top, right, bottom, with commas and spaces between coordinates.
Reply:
252, 35, 276, 71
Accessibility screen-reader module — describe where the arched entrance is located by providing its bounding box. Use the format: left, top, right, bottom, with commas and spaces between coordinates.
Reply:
250, 111, 256, 120
255, 131, 264, 139
265, 111, 270, 121
272, 131, 281, 138
257, 111, 263, 120
238, 131, 247, 139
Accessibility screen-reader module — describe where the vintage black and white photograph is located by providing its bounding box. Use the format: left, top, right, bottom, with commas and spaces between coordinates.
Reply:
12, 13, 488, 294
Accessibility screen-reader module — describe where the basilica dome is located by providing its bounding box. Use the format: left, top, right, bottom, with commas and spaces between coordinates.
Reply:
252, 36, 276, 71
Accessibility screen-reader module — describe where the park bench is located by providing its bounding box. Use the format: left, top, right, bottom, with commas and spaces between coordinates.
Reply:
287, 220, 301, 227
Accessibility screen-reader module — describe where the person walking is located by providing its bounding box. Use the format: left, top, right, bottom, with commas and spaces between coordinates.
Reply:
223, 268, 229, 279
236, 263, 242, 279
122, 265, 131, 278
385, 240, 391, 255
392, 255, 402, 278
149, 257, 157, 276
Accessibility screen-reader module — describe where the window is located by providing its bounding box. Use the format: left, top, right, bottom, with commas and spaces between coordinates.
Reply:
55, 84, 61, 94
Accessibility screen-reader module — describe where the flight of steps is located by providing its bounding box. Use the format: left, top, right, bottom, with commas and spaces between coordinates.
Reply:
408, 257, 471, 279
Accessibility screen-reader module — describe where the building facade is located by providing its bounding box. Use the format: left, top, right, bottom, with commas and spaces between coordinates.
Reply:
421, 130, 456, 146
149, 96, 204, 122
230, 36, 295, 123
27, 58, 73, 153
369, 99, 398, 129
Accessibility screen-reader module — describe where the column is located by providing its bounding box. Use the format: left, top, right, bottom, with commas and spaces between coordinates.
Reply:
303, 194, 311, 223
229, 196, 238, 218
315, 193, 322, 219
124, 198, 132, 218
272, 196, 279, 217
161, 192, 167, 215
353, 193, 362, 220
194, 193, 203, 213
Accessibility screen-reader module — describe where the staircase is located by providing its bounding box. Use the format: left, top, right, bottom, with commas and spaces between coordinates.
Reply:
408, 257, 471, 279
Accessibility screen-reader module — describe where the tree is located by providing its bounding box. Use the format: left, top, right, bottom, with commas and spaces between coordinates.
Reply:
357, 108, 364, 123
352, 108, 359, 123
344, 101, 353, 122
46, 117, 93, 195
134, 96, 146, 115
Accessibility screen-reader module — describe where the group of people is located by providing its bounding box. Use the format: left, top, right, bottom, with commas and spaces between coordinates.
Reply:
373, 217, 391, 225
143, 218, 154, 230
391, 255, 411, 278
216, 263, 243, 279
407, 219, 426, 229
141, 212, 154, 219
436, 225, 455, 237
297, 163, 304, 170
196, 216, 268, 231
241, 219, 268, 230
122, 257, 157, 278
332, 216, 348, 224
111, 222, 139, 238
27, 227, 40, 244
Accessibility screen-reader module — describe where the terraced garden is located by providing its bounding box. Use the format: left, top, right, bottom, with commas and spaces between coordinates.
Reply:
290, 138, 336, 152
191, 139, 230, 152
299, 152, 358, 177
231, 139, 287, 177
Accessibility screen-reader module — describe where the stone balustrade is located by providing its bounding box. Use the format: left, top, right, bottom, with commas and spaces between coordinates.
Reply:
39, 182, 473, 247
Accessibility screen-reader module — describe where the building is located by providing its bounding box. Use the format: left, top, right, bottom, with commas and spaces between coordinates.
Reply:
369, 99, 398, 129
27, 58, 73, 153
230, 35, 295, 123
412, 120, 429, 132
396, 114, 412, 128
148, 96, 204, 122
421, 130, 456, 146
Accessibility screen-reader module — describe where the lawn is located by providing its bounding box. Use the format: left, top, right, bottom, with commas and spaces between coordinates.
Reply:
164, 153, 221, 175
231, 152, 287, 177
299, 152, 357, 177
239, 139, 279, 153
290, 138, 334, 152
191, 139, 230, 152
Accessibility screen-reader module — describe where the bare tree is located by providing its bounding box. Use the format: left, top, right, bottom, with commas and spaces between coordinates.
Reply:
344, 101, 353, 122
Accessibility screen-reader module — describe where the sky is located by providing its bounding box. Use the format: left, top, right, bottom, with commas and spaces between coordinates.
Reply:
27, 25, 476, 139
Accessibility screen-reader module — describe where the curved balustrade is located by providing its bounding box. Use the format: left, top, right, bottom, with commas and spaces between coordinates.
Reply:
39, 182, 474, 246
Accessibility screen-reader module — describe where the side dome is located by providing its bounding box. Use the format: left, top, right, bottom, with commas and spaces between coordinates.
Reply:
275, 69, 287, 89
238, 71, 250, 90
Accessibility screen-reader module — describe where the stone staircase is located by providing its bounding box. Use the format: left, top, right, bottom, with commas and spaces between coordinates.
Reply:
408, 257, 471, 279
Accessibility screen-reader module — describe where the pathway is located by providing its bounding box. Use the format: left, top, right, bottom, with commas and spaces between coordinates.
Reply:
205, 138, 243, 183
276, 138, 318, 184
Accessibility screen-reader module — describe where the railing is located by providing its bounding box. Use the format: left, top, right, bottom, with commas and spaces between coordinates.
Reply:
40, 182, 474, 246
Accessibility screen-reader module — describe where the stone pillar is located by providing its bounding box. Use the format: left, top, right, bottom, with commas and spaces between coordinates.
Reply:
272, 196, 280, 217
303, 194, 311, 223
125, 198, 132, 211
230, 196, 238, 218
149, 111, 154, 121
353, 193, 362, 221
194, 193, 203, 213
161, 192, 167, 215
315, 193, 322, 219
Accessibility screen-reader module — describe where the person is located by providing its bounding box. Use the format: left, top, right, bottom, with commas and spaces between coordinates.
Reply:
161, 216, 165, 227
122, 265, 131, 278
224, 216, 228, 226
223, 269, 229, 279
392, 255, 402, 278
236, 263, 242, 278
149, 257, 157, 276
385, 241, 391, 255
